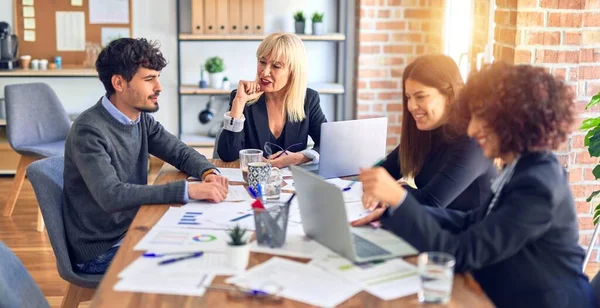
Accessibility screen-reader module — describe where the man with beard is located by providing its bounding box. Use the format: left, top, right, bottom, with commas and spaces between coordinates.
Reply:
63, 38, 229, 274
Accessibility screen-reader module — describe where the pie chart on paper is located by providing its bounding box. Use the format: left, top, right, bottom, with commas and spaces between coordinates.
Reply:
192, 234, 217, 242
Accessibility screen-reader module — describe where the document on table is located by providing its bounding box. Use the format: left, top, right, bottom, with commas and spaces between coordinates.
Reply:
134, 227, 236, 253
114, 272, 215, 297
309, 254, 419, 301
119, 252, 240, 278
225, 185, 253, 202
326, 178, 363, 203
188, 168, 245, 182
227, 257, 361, 307
249, 234, 331, 259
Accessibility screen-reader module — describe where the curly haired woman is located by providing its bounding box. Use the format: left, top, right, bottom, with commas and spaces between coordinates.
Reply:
352, 62, 596, 307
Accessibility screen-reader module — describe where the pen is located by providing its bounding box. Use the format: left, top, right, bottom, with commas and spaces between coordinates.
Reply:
158, 251, 204, 265
143, 251, 202, 258
342, 157, 387, 191
230, 213, 252, 221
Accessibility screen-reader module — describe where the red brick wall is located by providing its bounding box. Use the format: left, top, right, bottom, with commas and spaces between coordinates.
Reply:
355, 0, 444, 149
494, 0, 600, 261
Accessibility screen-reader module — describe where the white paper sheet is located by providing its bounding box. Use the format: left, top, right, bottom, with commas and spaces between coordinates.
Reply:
134, 227, 236, 253
119, 252, 240, 278
23, 30, 35, 42
22, 0, 33, 5
158, 204, 256, 231
326, 178, 363, 203
23, 18, 35, 29
101, 27, 130, 46
71, 0, 83, 6
114, 272, 215, 296
188, 168, 245, 183
89, 0, 129, 24
23, 6, 34, 17
280, 167, 293, 177
225, 185, 253, 202
56, 12, 85, 51
249, 234, 332, 259
309, 254, 419, 300
227, 257, 361, 307
282, 179, 295, 192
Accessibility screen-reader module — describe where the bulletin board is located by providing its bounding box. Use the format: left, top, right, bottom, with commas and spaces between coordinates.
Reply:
13, 0, 133, 66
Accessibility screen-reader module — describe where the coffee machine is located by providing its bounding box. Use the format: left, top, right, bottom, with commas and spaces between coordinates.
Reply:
0, 22, 19, 70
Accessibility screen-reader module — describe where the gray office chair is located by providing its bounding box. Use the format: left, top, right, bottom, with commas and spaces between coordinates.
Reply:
212, 128, 222, 159
592, 272, 600, 307
0, 240, 50, 308
26, 156, 101, 308
3, 83, 71, 232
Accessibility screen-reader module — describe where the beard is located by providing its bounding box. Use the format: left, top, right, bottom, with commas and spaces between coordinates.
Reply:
133, 91, 160, 113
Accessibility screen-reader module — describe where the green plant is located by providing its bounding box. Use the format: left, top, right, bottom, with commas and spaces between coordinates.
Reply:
223, 76, 229, 81
312, 12, 324, 23
227, 224, 248, 246
581, 91, 600, 225
293, 11, 306, 22
204, 56, 225, 74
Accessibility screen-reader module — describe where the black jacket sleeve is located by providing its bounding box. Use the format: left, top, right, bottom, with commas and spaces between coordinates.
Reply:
381, 145, 402, 179
306, 89, 327, 153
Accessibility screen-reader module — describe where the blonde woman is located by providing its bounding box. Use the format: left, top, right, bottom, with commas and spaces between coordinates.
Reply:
217, 33, 327, 168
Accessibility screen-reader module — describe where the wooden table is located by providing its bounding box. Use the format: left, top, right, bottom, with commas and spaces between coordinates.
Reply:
91, 160, 494, 307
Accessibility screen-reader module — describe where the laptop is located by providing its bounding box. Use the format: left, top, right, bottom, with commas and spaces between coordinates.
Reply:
290, 165, 418, 263
305, 117, 387, 178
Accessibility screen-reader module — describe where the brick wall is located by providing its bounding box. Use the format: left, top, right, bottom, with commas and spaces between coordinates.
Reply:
493, 0, 600, 261
355, 0, 444, 149
471, 0, 490, 70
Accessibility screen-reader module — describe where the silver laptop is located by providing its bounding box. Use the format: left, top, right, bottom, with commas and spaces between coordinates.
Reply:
307, 117, 387, 178
290, 165, 418, 263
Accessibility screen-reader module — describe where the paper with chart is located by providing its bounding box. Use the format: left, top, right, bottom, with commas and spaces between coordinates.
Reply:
114, 272, 215, 296
227, 257, 361, 307
155, 203, 256, 231
309, 254, 419, 300
119, 252, 240, 278
249, 234, 331, 259
134, 227, 236, 253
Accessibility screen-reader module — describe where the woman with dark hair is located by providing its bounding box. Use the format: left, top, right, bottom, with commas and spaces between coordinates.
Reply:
354, 62, 595, 307
368, 54, 497, 212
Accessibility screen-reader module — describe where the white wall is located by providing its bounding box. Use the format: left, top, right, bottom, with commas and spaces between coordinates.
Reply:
0, 0, 340, 135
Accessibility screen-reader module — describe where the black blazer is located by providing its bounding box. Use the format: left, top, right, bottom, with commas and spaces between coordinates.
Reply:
382, 151, 596, 308
217, 88, 327, 162
381, 135, 497, 211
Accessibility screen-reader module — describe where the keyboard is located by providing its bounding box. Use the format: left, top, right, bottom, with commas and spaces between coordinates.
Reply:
352, 233, 391, 259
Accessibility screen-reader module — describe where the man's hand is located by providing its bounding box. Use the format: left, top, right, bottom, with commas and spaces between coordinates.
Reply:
204, 173, 229, 188
188, 182, 228, 203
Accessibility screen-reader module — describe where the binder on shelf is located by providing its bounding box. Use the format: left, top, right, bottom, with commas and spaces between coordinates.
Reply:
240, 0, 253, 35
252, 0, 264, 34
228, 0, 241, 34
191, 0, 204, 34
216, 0, 229, 34
204, 0, 217, 34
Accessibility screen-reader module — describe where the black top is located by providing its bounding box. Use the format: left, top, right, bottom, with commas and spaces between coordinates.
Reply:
383, 152, 595, 308
217, 88, 327, 162
381, 135, 497, 211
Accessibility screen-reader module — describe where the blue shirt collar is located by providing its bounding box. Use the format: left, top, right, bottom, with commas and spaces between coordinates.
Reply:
101, 95, 140, 125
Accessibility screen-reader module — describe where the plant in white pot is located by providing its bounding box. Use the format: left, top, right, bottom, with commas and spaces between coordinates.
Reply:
204, 56, 225, 89
226, 224, 250, 271
311, 12, 324, 35
293, 11, 306, 34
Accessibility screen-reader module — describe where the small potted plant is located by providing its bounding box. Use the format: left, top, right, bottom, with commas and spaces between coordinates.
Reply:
226, 224, 250, 271
222, 76, 231, 89
204, 56, 225, 89
294, 11, 306, 34
312, 12, 324, 35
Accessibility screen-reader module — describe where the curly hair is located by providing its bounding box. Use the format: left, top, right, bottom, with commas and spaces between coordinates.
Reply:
457, 62, 575, 154
96, 38, 167, 95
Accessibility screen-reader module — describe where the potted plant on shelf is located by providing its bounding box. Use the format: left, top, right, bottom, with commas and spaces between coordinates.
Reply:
312, 12, 324, 35
226, 224, 250, 271
294, 11, 306, 35
222, 76, 231, 89
204, 56, 225, 89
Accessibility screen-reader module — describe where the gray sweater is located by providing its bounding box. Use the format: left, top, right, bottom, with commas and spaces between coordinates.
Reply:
64, 99, 215, 263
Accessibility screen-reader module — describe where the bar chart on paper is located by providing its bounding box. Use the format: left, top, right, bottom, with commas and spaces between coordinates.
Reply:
135, 228, 240, 253
178, 211, 203, 226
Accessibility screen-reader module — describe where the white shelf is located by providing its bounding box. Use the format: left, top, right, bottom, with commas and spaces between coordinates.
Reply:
180, 83, 344, 95
181, 134, 216, 147
179, 33, 346, 41
0, 66, 97, 77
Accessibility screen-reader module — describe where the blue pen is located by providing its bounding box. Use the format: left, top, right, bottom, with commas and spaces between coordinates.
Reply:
143, 251, 202, 258
158, 251, 204, 265
342, 158, 387, 192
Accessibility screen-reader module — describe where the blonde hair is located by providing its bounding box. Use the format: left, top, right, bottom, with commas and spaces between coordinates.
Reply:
250, 32, 307, 122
